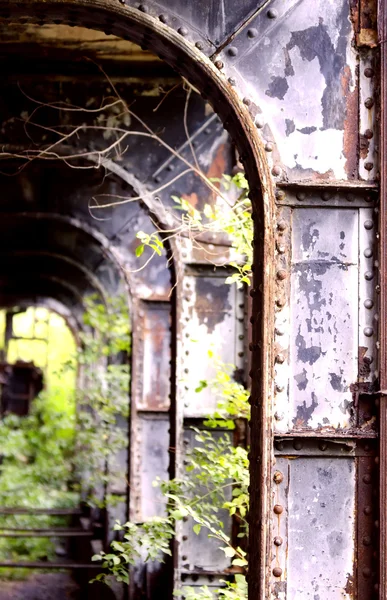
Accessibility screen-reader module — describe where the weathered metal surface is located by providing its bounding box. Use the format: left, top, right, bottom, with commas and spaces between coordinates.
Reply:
378, 4, 387, 599
137, 303, 171, 411
137, 415, 170, 520
181, 269, 244, 417
287, 457, 355, 599
217, 0, 358, 181
290, 208, 359, 431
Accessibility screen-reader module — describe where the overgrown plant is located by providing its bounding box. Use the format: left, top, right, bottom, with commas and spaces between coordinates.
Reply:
74, 293, 131, 506
93, 357, 250, 599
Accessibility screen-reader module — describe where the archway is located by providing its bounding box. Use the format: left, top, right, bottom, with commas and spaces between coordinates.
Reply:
0, 7, 275, 599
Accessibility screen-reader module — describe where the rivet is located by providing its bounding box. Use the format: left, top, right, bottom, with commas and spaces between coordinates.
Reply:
265, 141, 274, 152
275, 384, 285, 393
273, 471, 284, 484
276, 298, 285, 308
346, 193, 355, 202
276, 189, 286, 200
363, 473, 372, 484
228, 77, 236, 86
363, 567, 372, 578
296, 191, 306, 201
272, 165, 282, 177
293, 440, 303, 450
250, 289, 257, 297
277, 220, 287, 231
158, 14, 168, 23
321, 191, 331, 202
364, 220, 373, 230
195, 41, 204, 50
275, 353, 285, 364
365, 271, 374, 281
275, 441, 284, 451
268, 8, 278, 18
274, 411, 284, 421
364, 506, 372, 515
364, 129, 374, 139
364, 67, 374, 78
319, 442, 328, 451
364, 327, 374, 337
273, 504, 283, 515
273, 536, 283, 546
364, 162, 374, 171
228, 46, 238, 57
364, 248, 373, 258
276, 244, 286, 254
276, 269, 287, 281
138, 4, 149, 12
214, 60, 224, 69
272, 567, 282, 578
178, 26, 188, 36
275, 327, 285, 336
247, 28, 258, 38
255, 115, 264, 128
243, 97, 252, 106
364, 97, 374, 109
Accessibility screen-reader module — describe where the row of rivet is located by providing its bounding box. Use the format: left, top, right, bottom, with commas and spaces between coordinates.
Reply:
273, 208, 291, 429
360, 209, 378, 384
275, 188, 376, 206
359, 53, 376, 178
272, 466, 284, 579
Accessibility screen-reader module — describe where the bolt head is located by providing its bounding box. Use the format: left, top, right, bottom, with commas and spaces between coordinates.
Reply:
272, 567, 282, 578
268, 8, 278, 18
228, 46, 238, 57
273, 471, 284, 484
273, 536, 283, 546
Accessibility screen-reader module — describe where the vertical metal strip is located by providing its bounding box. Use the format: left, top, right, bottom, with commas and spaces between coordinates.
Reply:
378, 2, 387, 597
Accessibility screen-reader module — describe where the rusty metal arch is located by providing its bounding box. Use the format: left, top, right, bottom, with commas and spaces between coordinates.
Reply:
0, 3, 276, 598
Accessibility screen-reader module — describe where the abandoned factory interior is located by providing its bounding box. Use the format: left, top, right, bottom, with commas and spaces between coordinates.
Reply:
0, 0, 385, 599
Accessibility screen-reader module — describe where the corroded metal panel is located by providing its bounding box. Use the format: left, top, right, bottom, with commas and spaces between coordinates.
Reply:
181, 270, 244, 417
137, 415, 170, 521
287, 457, 355, 599
217, 0, 357, 180
137, 302, 171, 411
290, 208, 358, 430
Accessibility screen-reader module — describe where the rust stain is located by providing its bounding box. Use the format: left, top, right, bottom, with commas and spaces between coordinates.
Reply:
357, 28, 378, 47
206, 142, 227, 188
359, 134, 370, 160
342, 65, 359, 179
344, 572, 355, 595
181, 191, 199, 208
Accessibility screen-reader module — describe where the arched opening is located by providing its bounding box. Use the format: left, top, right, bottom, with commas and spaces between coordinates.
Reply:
0, 8, 275, 600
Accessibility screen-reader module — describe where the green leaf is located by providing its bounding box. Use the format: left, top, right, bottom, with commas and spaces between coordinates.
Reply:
193, 524, 201, 535
135, 244, 144, 257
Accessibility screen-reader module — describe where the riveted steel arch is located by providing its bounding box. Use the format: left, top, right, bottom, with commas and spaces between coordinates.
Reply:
0, 2, 275, 598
